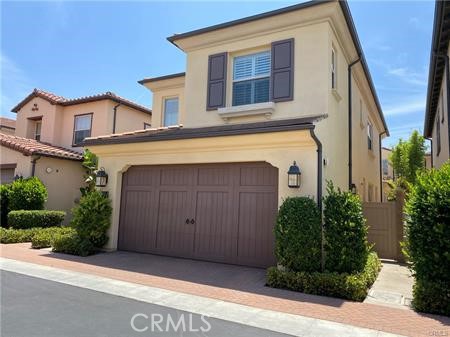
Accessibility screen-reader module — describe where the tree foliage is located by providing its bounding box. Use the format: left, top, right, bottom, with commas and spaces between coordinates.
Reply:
80, 149, 99, 196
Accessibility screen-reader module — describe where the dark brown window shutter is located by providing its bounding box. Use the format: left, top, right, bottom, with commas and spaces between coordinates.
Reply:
271, 39, 294, 102
207, 52, 227, 110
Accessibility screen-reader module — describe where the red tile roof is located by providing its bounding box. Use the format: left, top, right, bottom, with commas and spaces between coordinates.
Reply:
11, 89, 151, 115
0, 117, 16, 130
0, 133, 83, 161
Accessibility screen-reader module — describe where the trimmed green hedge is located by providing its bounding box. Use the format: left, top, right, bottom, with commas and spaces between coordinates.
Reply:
267, 252, 381, 301
405, 162, 450, 316
31, 227, 76, 249
0, 227, 42, 244
274, 197, 322, 272
323, 182, 370, 274
52, 231, 95, 257
412, 279, 450, 316
8, 210, 65, 229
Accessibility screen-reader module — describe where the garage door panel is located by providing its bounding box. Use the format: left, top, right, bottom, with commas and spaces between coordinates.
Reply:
156, 191, 194, 254
237, 192, 277, 267
194, 191, 236, 259
198, 167, 231, 186
126, 166, 160, 186
118, 190, 157, 252
119, 162, 278, 268
240, 165, 278, 187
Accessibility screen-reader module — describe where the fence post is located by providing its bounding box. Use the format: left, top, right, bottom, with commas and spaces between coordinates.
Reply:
395, 189, 406, 262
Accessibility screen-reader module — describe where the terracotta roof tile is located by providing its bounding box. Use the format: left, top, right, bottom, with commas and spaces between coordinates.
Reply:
0, 117, 16, 130
11, 89, 151, 115
0, 133, 83, 161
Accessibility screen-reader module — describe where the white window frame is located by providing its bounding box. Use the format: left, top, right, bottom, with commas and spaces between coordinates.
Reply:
73, 113, 92, 146
232, 51, 271, 106
34, 120, 42, 141
163, 97, 179, 127
367, 121, 374, 151
331, 47, 337, 90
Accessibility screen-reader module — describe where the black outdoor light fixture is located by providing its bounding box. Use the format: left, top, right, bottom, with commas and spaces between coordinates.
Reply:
287, 161, 301, 188
350, 183, 357, 194
95, 167, 108, 187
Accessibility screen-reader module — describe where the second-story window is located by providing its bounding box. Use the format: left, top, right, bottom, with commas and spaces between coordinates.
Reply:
367, 121, 373, 151
34, 121, 42, 141
163, 98, 179, 127
73, 114, 92, 146
232, 51, 271, 106
331, 48, 337, 89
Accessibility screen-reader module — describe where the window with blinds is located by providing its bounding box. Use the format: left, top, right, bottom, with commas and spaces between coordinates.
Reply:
232, 51, 271, 106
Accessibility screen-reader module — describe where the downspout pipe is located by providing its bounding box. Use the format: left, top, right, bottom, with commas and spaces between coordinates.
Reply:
309, 127, 323, 213
433, 53, 450, 158
309, 127, 323, 271
348, 56, 361, 190
112, 103, 121, 134
30, 155, 41, 177
379, 131, 386, 202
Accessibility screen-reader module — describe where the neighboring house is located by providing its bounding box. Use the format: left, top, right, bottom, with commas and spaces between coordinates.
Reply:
381, 147, 394, 202
0, 89, 151, 222
84, 0, 389, 267
424, 0, 450, 168
0, 117, 16, 135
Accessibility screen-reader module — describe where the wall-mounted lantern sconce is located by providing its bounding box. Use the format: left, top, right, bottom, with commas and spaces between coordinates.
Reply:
95, 167, 108, 187
350, 183, 357, 194
287, 161, 301, 188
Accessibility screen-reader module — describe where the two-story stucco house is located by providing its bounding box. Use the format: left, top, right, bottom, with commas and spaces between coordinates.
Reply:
1, 89, 151, 221
84, 0, 389, 267
424, 0, 450, 168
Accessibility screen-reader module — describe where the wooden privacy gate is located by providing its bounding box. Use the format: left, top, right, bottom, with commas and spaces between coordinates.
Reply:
362, 194, 405, 261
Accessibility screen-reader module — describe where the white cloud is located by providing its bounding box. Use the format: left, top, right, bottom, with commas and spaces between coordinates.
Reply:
384, 98, 425, 116
0, 52, 33, 117
387, 67, 427, 86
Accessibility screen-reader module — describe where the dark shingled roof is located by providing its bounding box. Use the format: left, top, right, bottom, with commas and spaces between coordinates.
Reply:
83, 116, 324, 146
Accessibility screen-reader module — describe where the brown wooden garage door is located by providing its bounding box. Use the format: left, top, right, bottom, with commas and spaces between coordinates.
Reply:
118, 162, 278, 267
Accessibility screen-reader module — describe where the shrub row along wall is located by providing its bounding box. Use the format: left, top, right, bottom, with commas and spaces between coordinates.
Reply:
405, 162, 450, 316
269, 182, 378, 302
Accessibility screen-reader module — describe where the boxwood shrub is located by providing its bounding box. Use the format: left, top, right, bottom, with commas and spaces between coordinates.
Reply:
0, 183, 11, 226
274, 197, 321, 272
8, 177, 47, 211
8, 210, 65, 229
0, 227, 42, 244
405, 162, 450, 316
71, 190, 112, 248
323, 182, 370, 274
52, 231, 95, 257
31, 227, 76, 249
267, 252, 381, 301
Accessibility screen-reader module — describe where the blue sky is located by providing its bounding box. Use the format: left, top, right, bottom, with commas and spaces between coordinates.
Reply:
1, 1, 434, 147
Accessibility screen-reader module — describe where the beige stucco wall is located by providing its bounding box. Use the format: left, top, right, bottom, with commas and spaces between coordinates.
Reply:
0, 145, 84, 224
88, 130, 318, 250
0, 127, 15, 135
15, 97, 59, 144
0, 146, 32, 178
112, 101, 152, 133
141, 4, 385, 199
34, 156, 84, 224
431, 44, 450, 168
14, 96, 152, 152
144, 77, 185, 127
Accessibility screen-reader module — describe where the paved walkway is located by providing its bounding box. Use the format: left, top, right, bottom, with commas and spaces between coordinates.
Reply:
1, 243, 449, 337
365, 262, 414, 309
